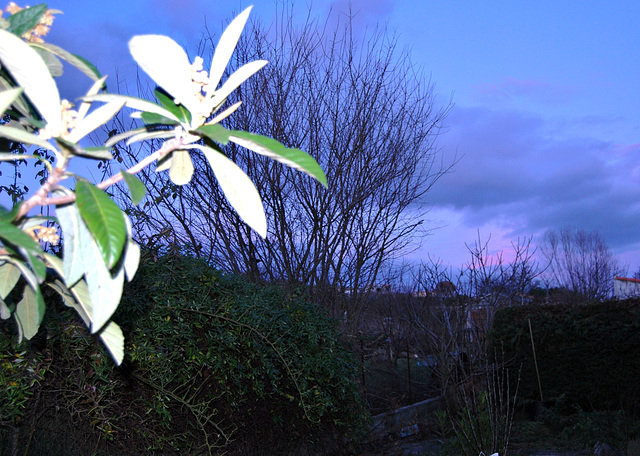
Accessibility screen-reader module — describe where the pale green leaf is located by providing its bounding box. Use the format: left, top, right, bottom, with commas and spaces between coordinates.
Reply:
230, 131, 327, 186
104, 126, 147, 148
69, 279, 93, 326
0, 256, 38, 292
46, 278, 90, 326
169, 150, 194, 185
83, 93, 180, 123
0, 152, 32, 161
66, 100, 125, 143
208, 6, 253, 92
75, 180, 127, 269
0, 297, 9, 319
0, 125, 57, 152
0, 87, 23, 115
123, 241, 140, 282
80, 226, 124, 333
99, 321, 124, 365
30, 42, 101, 81
211, 60, 267, 107
128, 35, 198, 115
53, 192, 86, 287
34, 47, 63, 78
209, 100, 242, 125
15, 284, 44, 341
0, 28, 61, 133
0, 261, 20, 300
125, 129, 174, 145
76, 76, 108, 121
195, 144, 266, 237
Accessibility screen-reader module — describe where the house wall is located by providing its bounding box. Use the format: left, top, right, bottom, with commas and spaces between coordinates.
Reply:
614, 277, 640, 299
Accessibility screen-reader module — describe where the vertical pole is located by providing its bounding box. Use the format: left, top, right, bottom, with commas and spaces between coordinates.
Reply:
407, 339, 412, 403
528, 318, 544, 402
360, 337, 366, 395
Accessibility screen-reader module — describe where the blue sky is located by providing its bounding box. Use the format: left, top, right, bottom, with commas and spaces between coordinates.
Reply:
37, 1, 640, 271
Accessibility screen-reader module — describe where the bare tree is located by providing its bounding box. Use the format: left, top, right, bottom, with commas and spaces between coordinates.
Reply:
540, 227, 623, 302
114, 5, 452, 325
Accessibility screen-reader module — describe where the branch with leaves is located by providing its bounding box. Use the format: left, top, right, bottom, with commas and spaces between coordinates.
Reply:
0, 3, 326, 365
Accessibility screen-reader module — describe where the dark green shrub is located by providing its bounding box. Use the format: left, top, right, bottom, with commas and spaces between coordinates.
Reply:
116, 252, 369, 453
0, 252, 368, 455
490, 300, 640, 414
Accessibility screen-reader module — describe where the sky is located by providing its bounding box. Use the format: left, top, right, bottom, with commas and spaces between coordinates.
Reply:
16, 0, 640, 272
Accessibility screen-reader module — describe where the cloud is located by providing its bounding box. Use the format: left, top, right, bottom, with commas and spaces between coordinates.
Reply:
426, 105, 640, 259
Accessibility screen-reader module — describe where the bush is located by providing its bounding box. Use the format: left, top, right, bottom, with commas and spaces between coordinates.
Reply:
117, 251, 369, 452
0, 252, 368, 455
490, 299, 640, 414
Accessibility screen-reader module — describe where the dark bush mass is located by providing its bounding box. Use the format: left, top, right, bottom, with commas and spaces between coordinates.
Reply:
1, 252, 368, 455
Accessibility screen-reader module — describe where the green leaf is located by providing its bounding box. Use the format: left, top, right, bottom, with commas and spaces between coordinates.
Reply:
15, 283, 45, 341
229, 131, 327, 186
0, 28, 61, 133
75, 180, 127, 269
0, 87, 24, 115
6, 4, 47, 38
194, 123, 231, 145
0, 261, 21, 300
0, 203, 21, 223
29, 42, 101, 81
0, 125, 57, 152
154, 87, 191, 124
194, 144, 266, 237
120, 170, 147, 205
128, 35, 198, 115
70, 53, 101, 80
140, 111, 180, 126
0, 219, 41, 256
99, 321, 124, 365
169, 150, 194, 186
208, 6, 253, 91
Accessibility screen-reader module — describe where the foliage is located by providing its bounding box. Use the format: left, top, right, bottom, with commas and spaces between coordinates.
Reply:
0, 3, 325, 365
0, 338, 48, 426
119, 253, 369, 445
0, 253, 369, 455
490, 299, 640, 413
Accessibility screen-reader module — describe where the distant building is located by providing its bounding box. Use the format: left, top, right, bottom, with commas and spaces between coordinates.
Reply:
613, 276, 640, 299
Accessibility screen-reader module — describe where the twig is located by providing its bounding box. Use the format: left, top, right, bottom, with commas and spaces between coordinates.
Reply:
15, 136, 184, 220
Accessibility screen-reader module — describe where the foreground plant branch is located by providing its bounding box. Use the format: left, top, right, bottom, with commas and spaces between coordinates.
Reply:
0, 3, 326, 367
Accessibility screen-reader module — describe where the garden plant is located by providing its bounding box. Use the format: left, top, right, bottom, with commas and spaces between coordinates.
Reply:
0, 3, 326, 366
